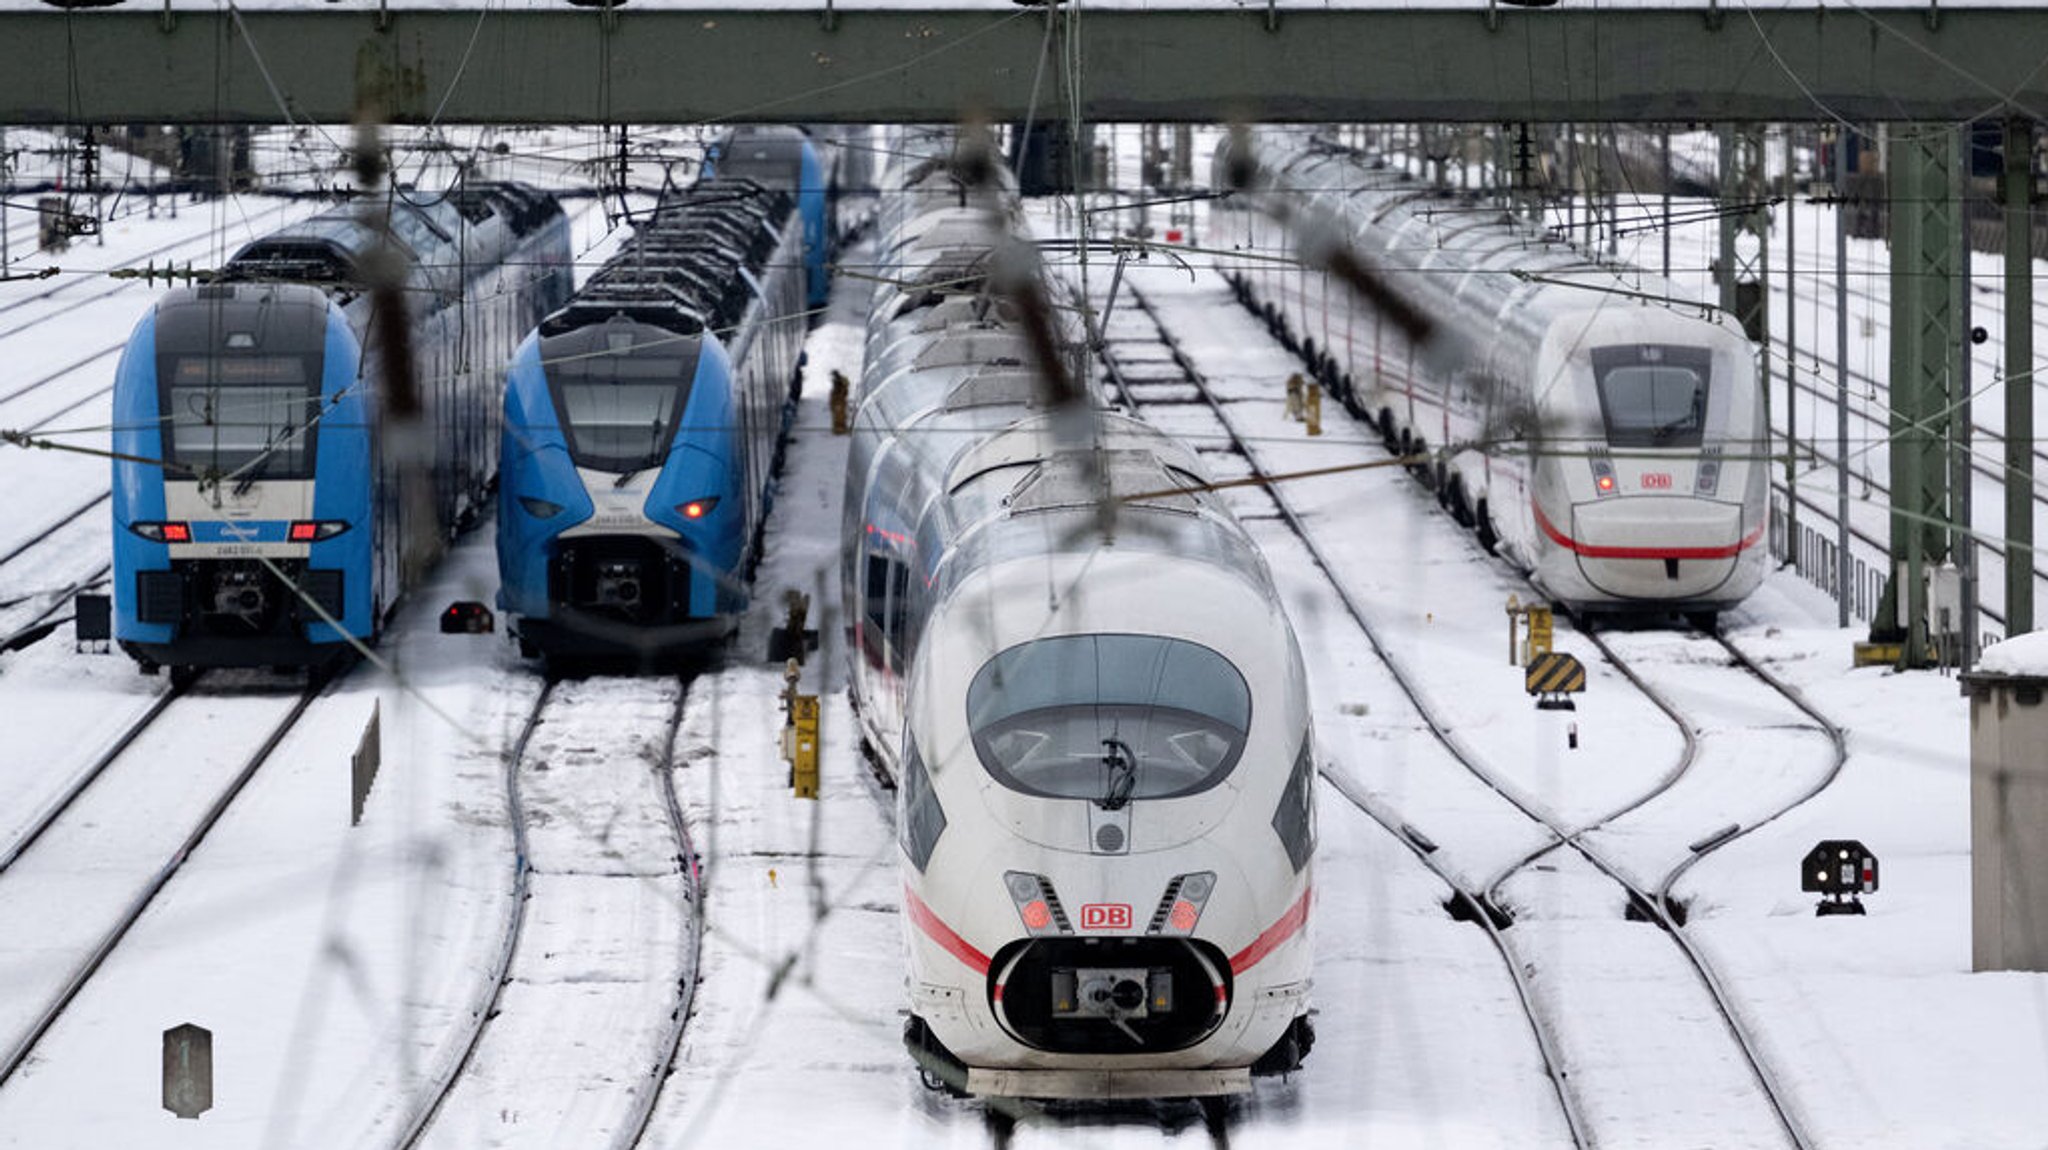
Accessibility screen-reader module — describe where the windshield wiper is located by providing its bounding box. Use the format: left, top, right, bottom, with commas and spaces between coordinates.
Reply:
1097, 737, 1136, 811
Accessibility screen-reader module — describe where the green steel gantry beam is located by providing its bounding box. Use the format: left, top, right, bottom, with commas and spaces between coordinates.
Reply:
1879, 123, 1962, 664
2005, 118, 2037, 639
2, 6, 2048, 126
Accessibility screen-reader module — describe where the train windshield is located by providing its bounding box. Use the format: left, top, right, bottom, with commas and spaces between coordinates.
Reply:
967, 634, 1251, 803
163, 354, 321, 480
1591, 345, 1712, 449
542, 325, 701, 473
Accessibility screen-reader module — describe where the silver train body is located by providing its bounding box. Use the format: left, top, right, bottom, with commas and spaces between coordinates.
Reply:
1214, 130, 1768, 620
847, 134, 1317, 1100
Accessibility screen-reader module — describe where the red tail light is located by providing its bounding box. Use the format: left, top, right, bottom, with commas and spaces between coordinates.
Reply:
678, 496, 721, 521
289, 520, 349, 542
131, 521, 191, 542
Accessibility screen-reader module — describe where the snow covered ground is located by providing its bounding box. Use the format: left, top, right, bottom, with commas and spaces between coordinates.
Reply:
0, 133, 2044, 1147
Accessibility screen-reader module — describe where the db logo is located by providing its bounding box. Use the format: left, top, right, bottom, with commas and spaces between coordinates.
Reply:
1080, 904, 1132, 931
1641, 472, 1674, 489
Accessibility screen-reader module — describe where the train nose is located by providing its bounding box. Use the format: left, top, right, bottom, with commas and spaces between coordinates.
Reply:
1558, 496, 1760, 601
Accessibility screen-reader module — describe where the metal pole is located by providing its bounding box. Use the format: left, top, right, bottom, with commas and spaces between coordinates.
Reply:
1, 125, 9, 273
1784, 126, 1797, 567
2005, 116, 2036, 637
1956, 134, 1976, 670
1661, 127, 1672, 279
1836, 127, 1852, 630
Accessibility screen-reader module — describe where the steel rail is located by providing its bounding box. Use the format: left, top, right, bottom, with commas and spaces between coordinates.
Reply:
616, 676, 703, 1150
390, 680, 553, 1150
1097, 290, 1592, 1149
1174, 274, 1821, 1149
0, 678, 322, 1086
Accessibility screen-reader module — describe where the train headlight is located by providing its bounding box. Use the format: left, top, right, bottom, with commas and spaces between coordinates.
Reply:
1148, 871, 1216, 936
1004, 871, 1071, 937
1589, 454, 1618, 497
518, 497, 565, 520
130, 521, 192, 543
1695, 446, 1723, 496
288, 520, 350, 542
677, 496, 721, 521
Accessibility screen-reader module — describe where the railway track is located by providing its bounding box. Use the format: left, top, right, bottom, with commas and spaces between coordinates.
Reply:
0, 675, 322, 1087
1104, 268, 1851, 1149
393, 674, 701, 1150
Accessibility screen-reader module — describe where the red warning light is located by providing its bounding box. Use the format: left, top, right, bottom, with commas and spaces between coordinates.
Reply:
288, 521, 318, 542
1021, 900, 1052, 930
161, 522, 191, 543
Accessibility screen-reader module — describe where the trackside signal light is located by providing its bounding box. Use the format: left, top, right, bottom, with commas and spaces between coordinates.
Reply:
288, 520, 349, 542
1801, 839, 1880, 916
131, 521, 191, 543
678, 497, 720, 520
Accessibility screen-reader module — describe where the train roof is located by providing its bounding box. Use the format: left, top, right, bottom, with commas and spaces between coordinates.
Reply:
151, 281, 333, 355
542, 177, 794, 340
218, 181, 562, 287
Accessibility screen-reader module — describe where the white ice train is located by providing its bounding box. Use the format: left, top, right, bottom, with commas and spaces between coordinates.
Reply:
846, 138, 1317, 1100
1214, 130, 1768, 625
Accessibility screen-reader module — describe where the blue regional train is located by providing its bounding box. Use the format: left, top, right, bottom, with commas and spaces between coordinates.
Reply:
709, 124, 833, 308
111, 184, 573, 676
495, 130, 828, 663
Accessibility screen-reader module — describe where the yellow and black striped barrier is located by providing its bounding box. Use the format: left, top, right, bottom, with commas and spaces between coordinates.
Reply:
1525, 651, 1586, 711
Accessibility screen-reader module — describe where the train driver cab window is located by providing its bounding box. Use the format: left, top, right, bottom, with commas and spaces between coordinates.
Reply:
542, 321, 701, 473
966, 634, 1250, 803
1591, 345, 1712, 450
163, 354, 322, 480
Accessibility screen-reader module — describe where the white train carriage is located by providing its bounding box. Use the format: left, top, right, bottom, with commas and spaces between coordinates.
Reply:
1214, 130, 1768, 624
846, 138, 1317, 1101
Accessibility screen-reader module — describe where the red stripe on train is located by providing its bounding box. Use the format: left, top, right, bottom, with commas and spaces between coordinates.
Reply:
1533, 502, 1765, 561
1229, 888, 1312, 976
904, 886, 991, 975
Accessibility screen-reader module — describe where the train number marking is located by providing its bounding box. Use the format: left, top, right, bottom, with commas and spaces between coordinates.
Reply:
1640, 472, 1673, 489
1080, 904, 1132, 931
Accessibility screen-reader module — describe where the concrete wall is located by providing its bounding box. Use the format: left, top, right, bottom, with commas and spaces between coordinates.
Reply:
1971, 678, 2048, 971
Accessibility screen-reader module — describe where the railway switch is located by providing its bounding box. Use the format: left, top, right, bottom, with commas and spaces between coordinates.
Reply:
1802, 839, 1879, 916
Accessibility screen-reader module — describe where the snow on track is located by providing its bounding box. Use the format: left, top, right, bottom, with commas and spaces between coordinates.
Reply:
406, 676, 696, 1150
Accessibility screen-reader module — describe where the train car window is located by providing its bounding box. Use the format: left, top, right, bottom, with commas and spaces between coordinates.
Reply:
967, 634, 1250, 802
862, 552, 893, 668
1271, 737, 1316, 873
899, 737, 946, 872
1591, 345, 1712, 450
162, 355, 322, 480
885, 559, 911, 673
